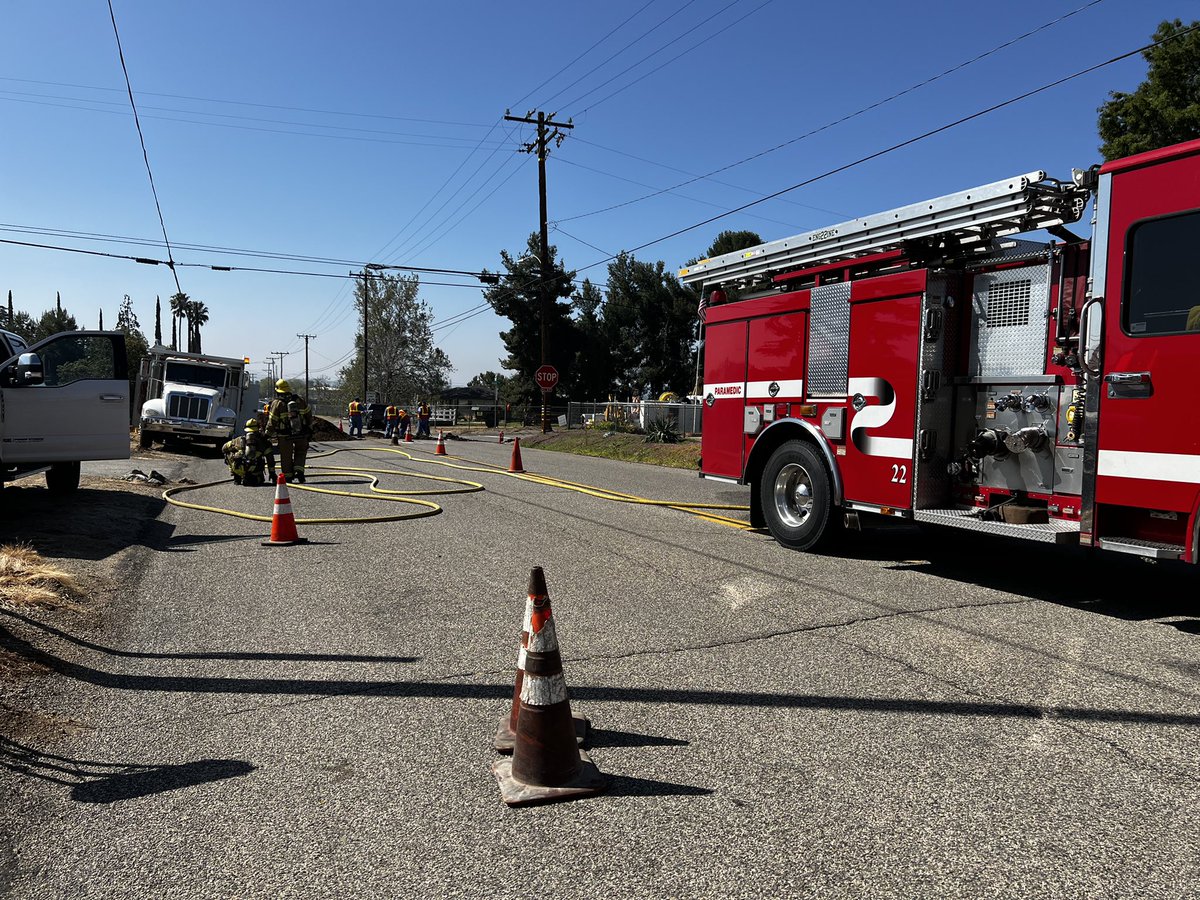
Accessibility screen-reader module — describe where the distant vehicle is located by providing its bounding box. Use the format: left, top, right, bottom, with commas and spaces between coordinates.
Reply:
137, 345, 259, 449
365, 403, 385, 430
1, 329, 131, 492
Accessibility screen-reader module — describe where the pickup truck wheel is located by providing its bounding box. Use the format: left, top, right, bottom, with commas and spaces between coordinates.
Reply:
759, 440, 837, 551
138, 429, 153, 449
46, 461, 81, 495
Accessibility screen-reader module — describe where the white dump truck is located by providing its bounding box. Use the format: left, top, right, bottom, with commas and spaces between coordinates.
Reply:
137, 345, 259, 449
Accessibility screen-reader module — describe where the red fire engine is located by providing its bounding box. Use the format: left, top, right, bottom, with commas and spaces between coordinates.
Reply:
681, 138, 1200, 561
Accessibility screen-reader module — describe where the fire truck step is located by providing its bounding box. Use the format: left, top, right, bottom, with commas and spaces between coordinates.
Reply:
1096, 538, 1185, 560
913, 508, 1080, 544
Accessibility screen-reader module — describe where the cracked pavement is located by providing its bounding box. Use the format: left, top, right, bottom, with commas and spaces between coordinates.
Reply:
2, 439, 1199, 899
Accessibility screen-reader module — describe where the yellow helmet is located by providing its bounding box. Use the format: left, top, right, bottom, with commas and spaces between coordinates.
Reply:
245, 419, 259, 430
275, 379, 290, 394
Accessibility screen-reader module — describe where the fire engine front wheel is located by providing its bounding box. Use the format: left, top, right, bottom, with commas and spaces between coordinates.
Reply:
760, 441, 836, 551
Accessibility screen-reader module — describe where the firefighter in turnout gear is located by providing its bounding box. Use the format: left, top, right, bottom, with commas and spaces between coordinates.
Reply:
222, 419, 277, 486
267, 379, 313, 483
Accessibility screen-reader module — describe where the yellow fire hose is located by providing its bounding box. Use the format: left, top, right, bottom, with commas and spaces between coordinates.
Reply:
162, 442, 752, 530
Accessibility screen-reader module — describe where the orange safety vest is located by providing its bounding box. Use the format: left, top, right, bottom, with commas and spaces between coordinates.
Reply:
349, 401, 361, 415
385, 405, 398, 420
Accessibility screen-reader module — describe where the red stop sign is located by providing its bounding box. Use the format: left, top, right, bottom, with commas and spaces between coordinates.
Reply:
535, 365, 559, 392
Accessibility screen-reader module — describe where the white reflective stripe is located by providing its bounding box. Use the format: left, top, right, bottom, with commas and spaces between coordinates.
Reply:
1098, 450, 1200, 484
703, 382, 744, 399
856, 436, 914, 459
520, 672, 568, 706
526, 617, 559, 653
274, 500, 293, 515
746, 379, 804, 399
516, 646, 527, 669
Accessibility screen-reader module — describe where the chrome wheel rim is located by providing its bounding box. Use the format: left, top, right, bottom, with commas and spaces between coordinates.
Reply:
774, 462, 814, 528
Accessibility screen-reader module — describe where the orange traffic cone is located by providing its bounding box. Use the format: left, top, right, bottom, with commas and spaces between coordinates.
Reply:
338, 418, 344, 434
435, 431, 447, 455
261, 473, 307, 546
405, 431, 413, 443
498, 430, 504, 444
495, 567, 588, 753
508, 437, 524, 473
492, 568, 606, 806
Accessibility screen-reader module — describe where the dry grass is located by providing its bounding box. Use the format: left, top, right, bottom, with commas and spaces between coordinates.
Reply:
0, 544, 80, 609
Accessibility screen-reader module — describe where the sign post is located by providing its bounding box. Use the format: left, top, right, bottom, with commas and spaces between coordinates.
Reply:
535, 365, 559, 431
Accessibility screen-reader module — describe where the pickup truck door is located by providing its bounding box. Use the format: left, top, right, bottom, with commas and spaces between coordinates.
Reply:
1, 331, 130, 463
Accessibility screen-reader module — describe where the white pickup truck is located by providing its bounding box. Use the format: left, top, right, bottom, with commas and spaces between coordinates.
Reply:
0, 327, 132, 492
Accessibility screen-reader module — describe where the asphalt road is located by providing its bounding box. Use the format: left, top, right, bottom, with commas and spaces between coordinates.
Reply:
2, 436, 1199, 899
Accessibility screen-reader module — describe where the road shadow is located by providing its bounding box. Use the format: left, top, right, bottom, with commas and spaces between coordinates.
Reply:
0, 486, 174, 561
3, 622, 1199, 729
0, 736, 253, 804
0, 609, 420, 665
602, 774, 714, 798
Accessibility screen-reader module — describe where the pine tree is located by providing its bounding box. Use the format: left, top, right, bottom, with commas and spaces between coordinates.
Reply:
7, 290, 12, 328
154, 295, 162, 344
99, 310, 104, 329
56, 291, 61, 314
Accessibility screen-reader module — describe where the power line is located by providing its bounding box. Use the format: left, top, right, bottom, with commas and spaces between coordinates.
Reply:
571, 24, 1199, 278
555, 0, 1110, 224
106, 0, 181, 295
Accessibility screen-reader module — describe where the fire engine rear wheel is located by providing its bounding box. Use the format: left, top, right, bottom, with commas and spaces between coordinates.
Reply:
45, 461, 80, 495
760, 441, 835, 551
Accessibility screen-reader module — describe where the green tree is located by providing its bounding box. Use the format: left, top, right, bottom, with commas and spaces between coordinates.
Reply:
1098, 19, 1200, 161
154, 295, 162, 345
168, 292, 189, 351
116, 294, 149, 401
337, 271, 451, 405
603, 253, 697, 398
186, 300, 209, 352
569, 278, 613, 400
481, 233, 581, 401
7, 290, 12, 328
33, 305, 78, 343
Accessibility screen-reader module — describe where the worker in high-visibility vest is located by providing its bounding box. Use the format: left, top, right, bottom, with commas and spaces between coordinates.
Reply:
384, 403, 400, 438
416, 401, 431, 439
397, 407, 410, 440
347, 397, 363, 438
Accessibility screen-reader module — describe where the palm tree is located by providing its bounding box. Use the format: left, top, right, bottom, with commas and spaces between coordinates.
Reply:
188, 300, 209, 352
168, 292, 189, 350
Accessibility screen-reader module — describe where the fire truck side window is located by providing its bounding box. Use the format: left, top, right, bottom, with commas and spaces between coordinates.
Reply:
1124, 210, 1200, 336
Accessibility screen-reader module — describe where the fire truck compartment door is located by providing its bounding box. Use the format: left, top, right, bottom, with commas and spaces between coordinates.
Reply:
842, 294, 922, 509
1095, 153, 1200, 529
701, 319, 748, 479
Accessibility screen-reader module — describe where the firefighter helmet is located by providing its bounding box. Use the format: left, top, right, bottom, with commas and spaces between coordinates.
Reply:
245, 419, 259, 430
275, 379, 291, 394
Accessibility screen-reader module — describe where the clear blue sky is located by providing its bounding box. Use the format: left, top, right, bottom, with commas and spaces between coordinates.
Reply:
0, 0, 1188, 387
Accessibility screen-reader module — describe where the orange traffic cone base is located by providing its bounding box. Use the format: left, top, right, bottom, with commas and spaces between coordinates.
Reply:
492, 749, 607, 807
494, 713, 589, 754
262, 535, 308, 547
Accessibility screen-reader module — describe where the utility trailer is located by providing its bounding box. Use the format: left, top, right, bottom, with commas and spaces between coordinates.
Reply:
682, 139, 1200, 563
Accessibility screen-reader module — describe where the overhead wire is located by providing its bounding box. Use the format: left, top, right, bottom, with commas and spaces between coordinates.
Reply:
555, 0, 1110, 224
106, 0, 181, 295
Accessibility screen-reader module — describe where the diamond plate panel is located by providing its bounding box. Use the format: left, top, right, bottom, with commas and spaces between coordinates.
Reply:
807, 282, 851, 396
914, 508, 1080, 543
969, 265, 1051, 378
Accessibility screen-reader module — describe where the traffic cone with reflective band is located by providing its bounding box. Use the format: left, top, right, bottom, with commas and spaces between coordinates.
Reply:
435, 431, 447, 455
261, 473, 307, 546
492, 568, 606, 806
495, 567, 588, 753
508, 437, 524, 473
405, 431, 413, 443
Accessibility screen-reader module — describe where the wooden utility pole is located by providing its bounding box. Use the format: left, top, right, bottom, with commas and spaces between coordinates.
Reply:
296, 333, 315, 403
504, 109, 573, 433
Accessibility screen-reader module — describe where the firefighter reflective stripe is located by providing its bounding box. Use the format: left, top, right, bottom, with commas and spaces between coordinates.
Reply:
703, 382, 744, 399
747, 379, 804, 399
1098, 450, 1200, 484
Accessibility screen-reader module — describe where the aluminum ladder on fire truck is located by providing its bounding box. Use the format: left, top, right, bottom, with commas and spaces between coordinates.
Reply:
678, 170, 1090, 289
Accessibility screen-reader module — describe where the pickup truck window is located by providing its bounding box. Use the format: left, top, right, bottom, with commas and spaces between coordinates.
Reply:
39, 334, 119, 385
